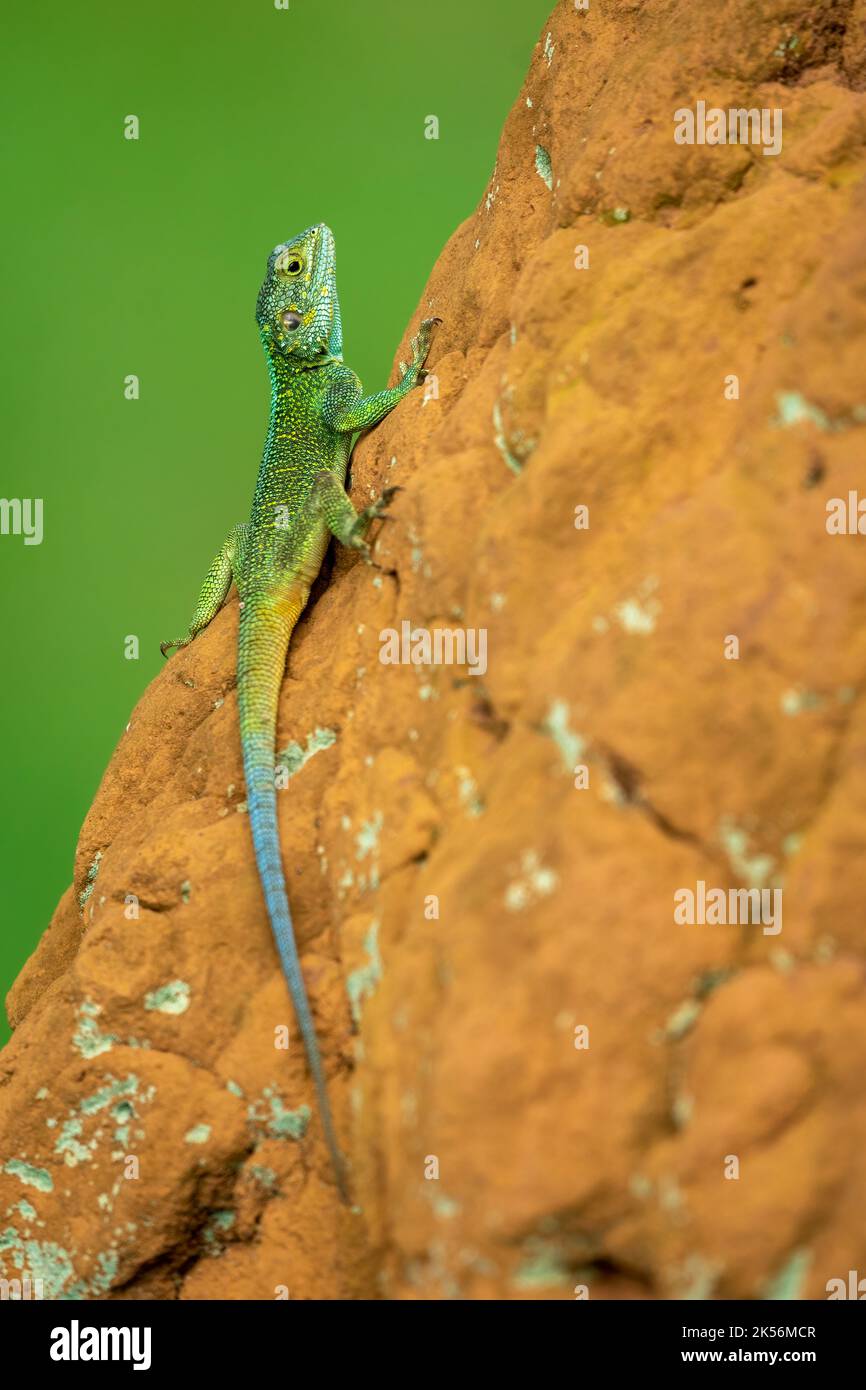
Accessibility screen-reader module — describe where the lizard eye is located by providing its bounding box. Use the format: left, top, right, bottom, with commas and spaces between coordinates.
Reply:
275, 250, 305, 278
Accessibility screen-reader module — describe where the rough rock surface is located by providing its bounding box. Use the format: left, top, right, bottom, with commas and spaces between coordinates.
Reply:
3, 0, 866, 1300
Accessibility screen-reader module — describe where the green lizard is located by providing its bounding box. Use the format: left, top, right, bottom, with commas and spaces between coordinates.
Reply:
161, 223, 438, 1199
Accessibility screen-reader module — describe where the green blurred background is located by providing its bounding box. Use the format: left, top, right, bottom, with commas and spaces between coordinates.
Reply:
0, 0, 551, 1044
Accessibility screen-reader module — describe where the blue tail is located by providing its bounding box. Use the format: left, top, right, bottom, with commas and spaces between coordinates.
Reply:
237, 600, 347, 1200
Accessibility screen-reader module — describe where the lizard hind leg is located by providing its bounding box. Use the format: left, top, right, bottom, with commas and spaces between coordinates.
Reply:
310, 469, 401, 562
160, 523, 246, 657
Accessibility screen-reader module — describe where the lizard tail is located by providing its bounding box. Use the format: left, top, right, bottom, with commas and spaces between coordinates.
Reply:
237, 589, 348, 1201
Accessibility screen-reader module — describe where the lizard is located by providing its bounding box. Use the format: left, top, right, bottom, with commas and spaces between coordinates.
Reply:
160, 223, 438, 1200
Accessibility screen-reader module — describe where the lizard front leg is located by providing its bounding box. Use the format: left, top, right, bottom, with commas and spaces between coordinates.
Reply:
322, 317, 440, 434
160, 522, 247, 656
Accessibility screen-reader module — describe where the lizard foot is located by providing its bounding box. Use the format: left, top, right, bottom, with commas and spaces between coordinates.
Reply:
412, 316, 442, 368
347, 486, 402, 563
400, 317, 441, 388
358, 484, 402, 526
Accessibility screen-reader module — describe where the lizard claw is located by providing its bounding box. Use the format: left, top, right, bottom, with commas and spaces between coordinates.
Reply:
359, 485, 402, 525
347, 534, 374, 564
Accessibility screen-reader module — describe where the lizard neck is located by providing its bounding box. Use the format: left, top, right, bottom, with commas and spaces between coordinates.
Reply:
261, 339, 335, 449
250, 338, 343, 538
264, 338, 340, 412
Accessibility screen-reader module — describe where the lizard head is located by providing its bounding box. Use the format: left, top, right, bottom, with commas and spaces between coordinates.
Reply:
256, 222, 343, 364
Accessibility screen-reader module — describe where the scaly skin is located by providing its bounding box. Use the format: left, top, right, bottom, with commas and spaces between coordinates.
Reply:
161, 224, 438, 1199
